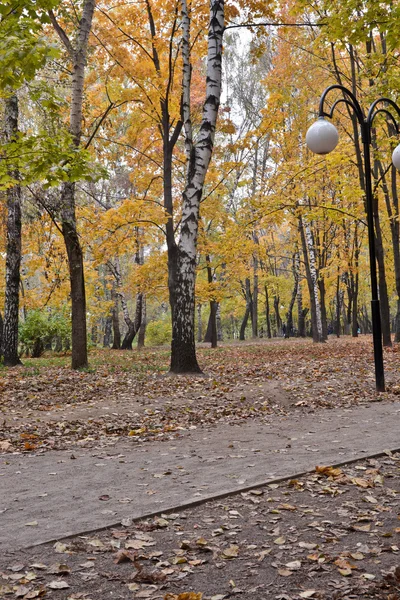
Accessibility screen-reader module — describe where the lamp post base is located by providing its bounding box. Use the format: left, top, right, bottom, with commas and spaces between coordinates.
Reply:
371, 299, 385, 392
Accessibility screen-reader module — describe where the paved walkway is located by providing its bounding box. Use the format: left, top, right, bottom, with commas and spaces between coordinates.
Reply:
1, 400, 400, 552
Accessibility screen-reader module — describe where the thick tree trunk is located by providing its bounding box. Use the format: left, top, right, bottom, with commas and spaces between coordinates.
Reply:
298, 308, 308, 338
2, 94, 22, 366
168, 0, 224, 373
170, 249, 201, 372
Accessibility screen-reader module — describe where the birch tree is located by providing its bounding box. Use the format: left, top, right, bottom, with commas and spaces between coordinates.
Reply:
49, 0, 95, 369
168, 0, 225, 372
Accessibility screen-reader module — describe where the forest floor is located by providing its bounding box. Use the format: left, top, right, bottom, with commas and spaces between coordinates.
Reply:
1, 336, 400, 599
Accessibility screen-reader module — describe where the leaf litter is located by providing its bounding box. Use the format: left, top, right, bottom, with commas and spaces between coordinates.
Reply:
1, 338, 400, 454
1, 454, 399, 599
1, 338, 400, 598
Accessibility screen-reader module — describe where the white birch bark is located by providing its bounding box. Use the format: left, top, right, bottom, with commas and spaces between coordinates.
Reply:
113, 257, 132, 328
170, 0, 224, 372
305, 222, 323, 342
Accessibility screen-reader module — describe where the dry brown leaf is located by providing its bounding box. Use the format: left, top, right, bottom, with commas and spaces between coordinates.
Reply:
277, 503, 296, 511
221, 545, 239, 559
114, 550, 137, 564
315, 465, 342, 478
351, 477, 373, 488
164, 594, 203, 600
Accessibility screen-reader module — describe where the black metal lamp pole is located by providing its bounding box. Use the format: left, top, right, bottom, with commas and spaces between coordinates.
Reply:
313, 85, 400, 393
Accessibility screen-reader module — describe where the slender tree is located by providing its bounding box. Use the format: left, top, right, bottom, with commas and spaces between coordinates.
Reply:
49, 0, 96, 368
2, 95, 22, 366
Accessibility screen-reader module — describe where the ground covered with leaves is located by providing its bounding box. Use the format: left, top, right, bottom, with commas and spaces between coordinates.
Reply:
1, 453, 400, 600
1, 336, 400, 454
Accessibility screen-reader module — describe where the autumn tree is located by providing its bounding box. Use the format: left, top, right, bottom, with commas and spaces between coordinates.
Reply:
46, 0, 96, 368
0, 0, 60, 365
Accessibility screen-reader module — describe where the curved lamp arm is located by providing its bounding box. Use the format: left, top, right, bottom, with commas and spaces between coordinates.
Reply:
319, 84, 364, 124
367, 97, 400, 130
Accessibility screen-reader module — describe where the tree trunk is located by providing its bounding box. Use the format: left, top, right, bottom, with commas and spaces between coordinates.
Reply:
204, 304, 217, 347
239, 307, 250, 341
203, 255, 217, 347
61, 186, 88, 368
298, 308, 308, 338
197, 303, 203, 342
273, 296, 282, 336
351, 270, 359, 337
299, 217, 324, 343
111, 291, 121, 349
378, 158, 400, 342
239, 278, 252, 341
168, 0, 224, 373
170, 250, 201, 371
264, 283, 271, 338
121, 292, 143, 349
286, 256, 298, 338
137, 296, 146, 348
318, 277, 328, 341
51, 0, 95, 369
103, 316, 112, 347
216, 303, 223, 341
2, 94, 22, 366
252, 257, 258, 338
373, 198, 392, 347
335, 277, 341, 337
103, 268, 112, 347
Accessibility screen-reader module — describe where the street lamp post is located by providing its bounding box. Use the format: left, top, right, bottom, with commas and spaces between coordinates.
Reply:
306, 84, 400, 393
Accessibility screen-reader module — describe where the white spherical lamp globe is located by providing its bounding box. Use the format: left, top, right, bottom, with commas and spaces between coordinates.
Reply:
392, 143, 400, 171
306, 117, 339, 155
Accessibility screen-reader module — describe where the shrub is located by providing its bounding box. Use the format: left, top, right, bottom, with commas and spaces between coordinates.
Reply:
145, 318, 172, 346
19, 309, 71, 357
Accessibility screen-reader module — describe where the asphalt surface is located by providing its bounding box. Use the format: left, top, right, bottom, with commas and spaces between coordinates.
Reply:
1, 400, 399, 552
